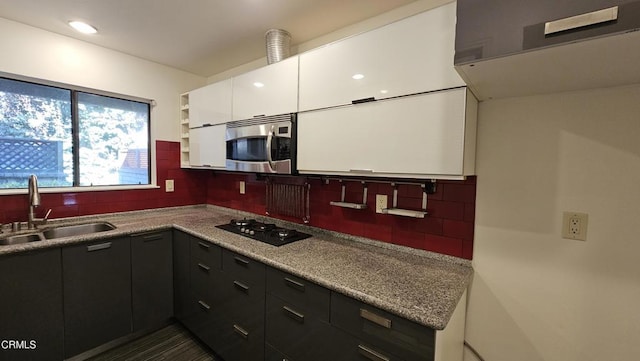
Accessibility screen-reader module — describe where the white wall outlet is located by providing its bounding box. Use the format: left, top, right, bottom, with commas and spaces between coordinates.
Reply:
239, 181, 246, 194
165, 179, 174, 192
562, 212, 588, 241
375, 194, 388, 214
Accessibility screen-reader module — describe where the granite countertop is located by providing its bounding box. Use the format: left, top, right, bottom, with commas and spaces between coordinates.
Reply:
0, 205, 473, 330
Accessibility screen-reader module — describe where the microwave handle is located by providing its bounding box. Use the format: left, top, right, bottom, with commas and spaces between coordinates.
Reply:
266, 124, 275, 171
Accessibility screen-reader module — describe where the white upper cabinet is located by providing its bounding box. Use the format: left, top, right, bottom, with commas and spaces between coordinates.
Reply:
298, 2, 464, 112
232, 56, 299, 120
189, 124, 226, 169
297, 88, 477, 180
189, 79, 232, 128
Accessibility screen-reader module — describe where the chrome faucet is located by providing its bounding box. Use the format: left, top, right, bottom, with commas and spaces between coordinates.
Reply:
27, 175, 50, 229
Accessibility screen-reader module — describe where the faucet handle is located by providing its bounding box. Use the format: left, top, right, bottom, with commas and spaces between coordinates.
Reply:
43, 208, 52, 220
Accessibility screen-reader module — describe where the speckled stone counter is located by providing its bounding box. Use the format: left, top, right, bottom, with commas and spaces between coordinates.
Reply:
0, 205, 473, 330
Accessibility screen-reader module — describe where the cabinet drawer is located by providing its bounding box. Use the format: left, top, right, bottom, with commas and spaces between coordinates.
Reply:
190, 256, 221, 300
331, 330, 408, 361
331, 292, 435, 361
190, 238, 221, 268
266, 267, 330, 321
217, 270, 265, 325
222, 249, 265, 291
212, 315, 265, 361
266, 294, 340, 361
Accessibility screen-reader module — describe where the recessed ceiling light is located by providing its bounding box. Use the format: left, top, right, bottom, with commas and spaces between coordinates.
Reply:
352, 74, 365, 80
253, 82, 265, 88
68, 21, 97, 34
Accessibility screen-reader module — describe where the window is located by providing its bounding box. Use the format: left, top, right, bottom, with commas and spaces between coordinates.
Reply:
0, 77, 150, 189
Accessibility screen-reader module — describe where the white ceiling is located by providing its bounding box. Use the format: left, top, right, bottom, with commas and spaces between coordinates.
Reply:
0, 0, 418, 77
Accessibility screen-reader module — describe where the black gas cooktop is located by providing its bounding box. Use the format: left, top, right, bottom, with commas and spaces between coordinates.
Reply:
216, 219, 311, 247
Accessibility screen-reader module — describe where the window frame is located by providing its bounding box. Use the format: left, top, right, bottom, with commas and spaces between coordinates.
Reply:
0, 72, 156, 194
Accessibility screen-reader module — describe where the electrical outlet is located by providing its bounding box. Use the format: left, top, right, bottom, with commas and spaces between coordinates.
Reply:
165, 179, 174, 192
562, 212, 588, 241
239, 181, 245, 194
375, 194, 388, 214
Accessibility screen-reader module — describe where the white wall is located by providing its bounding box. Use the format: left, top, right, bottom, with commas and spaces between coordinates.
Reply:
468, 84, 640, 360
0, 17, 206, 143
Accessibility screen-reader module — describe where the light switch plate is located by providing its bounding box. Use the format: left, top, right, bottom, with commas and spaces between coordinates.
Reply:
239, 181, 246, 194
165, 179, 174, 192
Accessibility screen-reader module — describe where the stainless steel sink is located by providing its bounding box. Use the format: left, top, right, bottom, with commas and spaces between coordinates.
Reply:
42, 222, 116, 239
0, 233, 44, 245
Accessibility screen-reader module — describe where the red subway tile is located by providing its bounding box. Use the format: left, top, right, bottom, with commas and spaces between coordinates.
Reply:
462, 240, 474, 260
424, 234, 463, 257
428, 200, 465, 220
363, 223, 392, 243
391, 228, 425, 249
398, 184, 424, 198
443, 183, 476, 203
443, 219, 474, 241
464, 203, 476, 223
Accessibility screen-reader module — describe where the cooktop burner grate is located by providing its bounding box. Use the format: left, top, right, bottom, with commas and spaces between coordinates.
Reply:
216, 219, 311, 246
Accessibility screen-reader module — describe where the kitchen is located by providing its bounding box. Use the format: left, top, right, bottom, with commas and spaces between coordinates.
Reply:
1, 0, 639, 361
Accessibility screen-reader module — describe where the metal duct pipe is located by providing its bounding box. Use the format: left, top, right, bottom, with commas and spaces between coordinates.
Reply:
265, 29, 291, 64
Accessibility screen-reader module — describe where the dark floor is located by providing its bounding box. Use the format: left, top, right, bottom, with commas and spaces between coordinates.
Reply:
88, 323, 217, 361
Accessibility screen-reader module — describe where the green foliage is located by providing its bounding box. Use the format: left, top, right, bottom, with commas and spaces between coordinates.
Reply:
0, 84, 149, 188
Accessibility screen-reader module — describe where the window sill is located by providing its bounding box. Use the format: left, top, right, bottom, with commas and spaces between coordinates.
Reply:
0, 184, 160, 196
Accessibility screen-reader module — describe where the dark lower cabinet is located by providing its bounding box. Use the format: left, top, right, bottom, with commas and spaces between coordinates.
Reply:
266, 344, 292, 361
0, 248, 63, 361
173, 234, 447, 361
131, 230, 173, 332
62, 237, 132, 358
172, 230, 192, 321
331, 292, 435, 361
215, 249, 266, 361
265, 294, 339, 361
265, 266, 337, 361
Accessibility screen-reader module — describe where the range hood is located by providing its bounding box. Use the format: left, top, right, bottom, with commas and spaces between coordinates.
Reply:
455, 26, 640, 100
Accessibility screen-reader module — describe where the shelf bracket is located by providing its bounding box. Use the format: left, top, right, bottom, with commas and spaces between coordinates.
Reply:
329, 180, 368, 210
381, 182, 431, 218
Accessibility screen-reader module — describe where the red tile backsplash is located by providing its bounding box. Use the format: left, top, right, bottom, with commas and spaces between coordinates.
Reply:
0, 141, 476, 259
206, 172, 476, 259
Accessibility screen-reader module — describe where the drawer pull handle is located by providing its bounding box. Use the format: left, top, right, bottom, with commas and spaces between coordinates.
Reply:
544, 6, 618, 35
234, 256, 249, 266
142, 235, 163, 242
198, 241, 210, 249
233, 280, 249, 293
284, 277, 305, 292
233, 324, 249, 339
198, 300, 210, 311
198, 263, 210, 272
358, 344, 390, 361
87, 242, 112, 252
283, 306, 305, 324
360, 308, 392, 329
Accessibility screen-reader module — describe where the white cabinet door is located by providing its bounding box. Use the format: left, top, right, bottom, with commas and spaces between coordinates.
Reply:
298, 2, 464, 112
189, 79, 232, 128
189, 125, 226, 169
232, 56, 298, 120
297, 88, 477, 179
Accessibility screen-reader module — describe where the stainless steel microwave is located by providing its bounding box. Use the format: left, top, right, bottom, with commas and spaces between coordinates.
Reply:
225, 114, 297, 174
